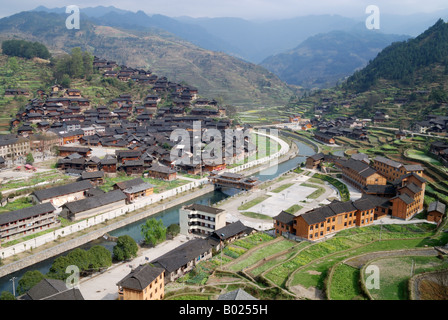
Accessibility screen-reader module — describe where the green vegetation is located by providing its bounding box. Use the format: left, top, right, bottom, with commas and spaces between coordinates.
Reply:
2, 39, 51, 60
271, 183, 294, 193
237, 195, 271, 211
329, 263, 365, 300
140, 218, 167, 247
47, 245, 112, 281
366, 256, 448, 300
284, 204, 303, 214
229, 239, 296, 272
312, 173, 350, 201
0, 197, 33, 214
53, 47, 93, 84
407, 149, 443, 165
112, 235, 138, 262
347, 19, 448, 91
240, 211, 272, 220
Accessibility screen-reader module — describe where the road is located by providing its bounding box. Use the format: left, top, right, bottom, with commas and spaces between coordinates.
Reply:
79, 234, 191, 300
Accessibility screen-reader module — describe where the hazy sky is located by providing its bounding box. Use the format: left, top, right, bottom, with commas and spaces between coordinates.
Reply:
1, 0, 448, 20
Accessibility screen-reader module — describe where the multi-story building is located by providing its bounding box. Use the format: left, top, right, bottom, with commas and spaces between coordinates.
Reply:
0, 136, 30, 162
0, 203, 58, 244
179, 203, 226, 236
372, 156, 424, 182
117, 264, 165, 300
274, 195, 389, 241
339, 158, 387, 191
390, 173, 426, 220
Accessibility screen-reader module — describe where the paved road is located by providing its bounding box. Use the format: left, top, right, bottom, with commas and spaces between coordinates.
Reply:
79, 234, 192, 300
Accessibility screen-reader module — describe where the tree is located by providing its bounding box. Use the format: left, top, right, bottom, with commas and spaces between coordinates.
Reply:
17, 270, 46, 295
113, 235, 138, 261
60, 74, 71, 88
25, 153, 34, 165
140, 218, 167, 247
66, 248, 91, 272
166, 223, 180, 239
47, 255, 73, 281
70, 47, 84, 78
88, 245, 112, 270
0, 291, 16, 300
2, 39, 50, 60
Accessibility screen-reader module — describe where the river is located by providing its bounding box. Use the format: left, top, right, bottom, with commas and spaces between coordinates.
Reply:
0, 139, 315, 294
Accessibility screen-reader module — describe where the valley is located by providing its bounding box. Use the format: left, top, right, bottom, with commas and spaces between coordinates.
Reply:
0, 3, 448, 306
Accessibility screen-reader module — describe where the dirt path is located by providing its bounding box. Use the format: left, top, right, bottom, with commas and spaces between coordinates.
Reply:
344, 248, 439, 268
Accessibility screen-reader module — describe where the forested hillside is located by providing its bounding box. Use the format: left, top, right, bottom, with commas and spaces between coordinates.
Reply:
346, 19, 448, 92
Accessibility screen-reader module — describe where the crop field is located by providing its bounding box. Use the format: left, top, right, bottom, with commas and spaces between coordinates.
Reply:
365, 256, 448, 300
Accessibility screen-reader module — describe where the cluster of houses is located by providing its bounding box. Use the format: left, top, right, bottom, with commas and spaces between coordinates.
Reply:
429, 141, 448, 166
0, 52, 260, 176
0, 56, 261, 247
275, 152, 445, 241
413, 115, 448, 134
309, 116, 370, 145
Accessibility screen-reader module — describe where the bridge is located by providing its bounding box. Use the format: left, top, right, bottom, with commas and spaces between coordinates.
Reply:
209, 171, 260, 191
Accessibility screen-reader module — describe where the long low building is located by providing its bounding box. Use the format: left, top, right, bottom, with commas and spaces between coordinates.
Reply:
150, 238, 213, 283
0, 203, 58, 244
60, 189, 127, 221
31, 180, 94, 208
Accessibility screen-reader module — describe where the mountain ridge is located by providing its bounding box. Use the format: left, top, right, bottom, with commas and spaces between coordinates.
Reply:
260, 28, 410, 89
0, 11, 296, 107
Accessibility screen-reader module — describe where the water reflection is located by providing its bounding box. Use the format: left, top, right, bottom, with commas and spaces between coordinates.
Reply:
0, 140, 314, 293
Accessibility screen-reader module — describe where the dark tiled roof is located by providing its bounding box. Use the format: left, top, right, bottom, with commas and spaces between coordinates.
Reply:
428, 201, 446, 214
212, 220, 250, 240
274, 211, 296, 225
117, 264, 165, 291
114, 178, 146, 190
218, 289, 258, 300
63, 189, 126, 214
151, 238, 212, 273
392, 193, 415, 205
81, 170, 105, 179
33, 180, 93, 202
24, 279, 85, 300
183, 203, 224, 215
373, 156, 401, 168
0, 202, 56, 226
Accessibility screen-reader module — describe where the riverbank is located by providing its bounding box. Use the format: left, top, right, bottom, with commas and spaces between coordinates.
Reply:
0, 184, 215, 279
0, 131, 298, 279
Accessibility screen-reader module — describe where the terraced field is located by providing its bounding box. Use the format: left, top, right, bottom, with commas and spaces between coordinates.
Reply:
164, 219, 448, 300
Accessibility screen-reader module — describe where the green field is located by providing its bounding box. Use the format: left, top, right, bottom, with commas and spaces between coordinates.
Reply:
365, 256, 448, 300
407, 149, 443, 165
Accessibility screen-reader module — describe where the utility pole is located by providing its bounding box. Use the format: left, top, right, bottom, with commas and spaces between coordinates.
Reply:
10, 276, 17, 297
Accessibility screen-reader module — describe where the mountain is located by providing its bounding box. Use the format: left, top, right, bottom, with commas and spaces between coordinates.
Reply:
289, 19, 448, 128
176, 15, 361, 63
260, 28, 410, 89
346, 19, 448, 92
0, 11, 295, 107
32, 6, 242, 56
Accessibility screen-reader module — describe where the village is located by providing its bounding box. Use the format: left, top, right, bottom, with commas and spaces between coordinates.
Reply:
0, 54, 448, 302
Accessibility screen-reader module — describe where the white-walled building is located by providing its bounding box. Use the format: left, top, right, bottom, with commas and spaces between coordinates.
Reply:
179, 203, 226, 236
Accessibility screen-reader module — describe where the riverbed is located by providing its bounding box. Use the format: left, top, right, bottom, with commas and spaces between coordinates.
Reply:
0, 139, 315, 294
